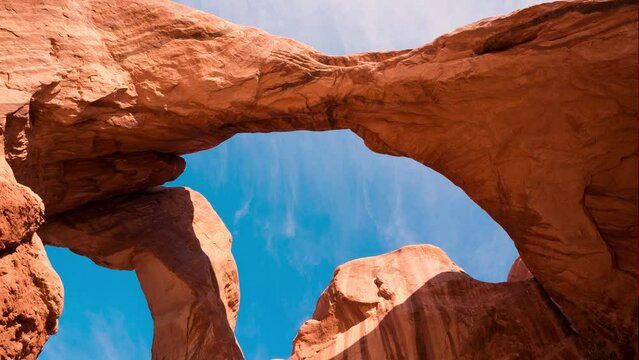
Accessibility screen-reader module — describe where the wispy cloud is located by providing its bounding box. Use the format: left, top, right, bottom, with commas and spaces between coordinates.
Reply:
234, 198, 252, 225
181, 0, 547, 55
282, 208, 296, 238
41, 311, 150, 360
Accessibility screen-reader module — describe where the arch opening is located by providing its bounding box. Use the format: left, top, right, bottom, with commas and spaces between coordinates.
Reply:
33, 0, 573, 358
2, 0, 635, 358
41, 129, 520, 360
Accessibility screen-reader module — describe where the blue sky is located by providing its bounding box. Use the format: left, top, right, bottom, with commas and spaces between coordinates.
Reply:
41, 1, 544, 359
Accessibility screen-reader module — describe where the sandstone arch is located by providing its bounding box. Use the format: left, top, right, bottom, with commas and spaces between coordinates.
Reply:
39, 187, 242, 359
0, 0, 636, 358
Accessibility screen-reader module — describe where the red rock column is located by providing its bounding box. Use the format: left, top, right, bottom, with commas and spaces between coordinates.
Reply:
0, 128, 63, 359
39, 187, 243, 360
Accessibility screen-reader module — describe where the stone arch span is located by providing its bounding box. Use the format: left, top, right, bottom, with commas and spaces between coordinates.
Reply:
0, 0, 636, 358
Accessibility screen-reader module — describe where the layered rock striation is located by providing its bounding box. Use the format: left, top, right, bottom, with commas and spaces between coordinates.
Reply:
0, 0, 636, 358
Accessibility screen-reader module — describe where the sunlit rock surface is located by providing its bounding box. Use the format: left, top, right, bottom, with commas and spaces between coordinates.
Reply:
39, 187, 242, 359
0, 120, 63, 359
0, 0, 636, 358
292, 245, 583, 360
0, 233, 63, 360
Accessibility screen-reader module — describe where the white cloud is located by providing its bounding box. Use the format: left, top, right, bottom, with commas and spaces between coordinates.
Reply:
234, 198, 252, 225
283, 209, 296, 238
178, 0, 549, 55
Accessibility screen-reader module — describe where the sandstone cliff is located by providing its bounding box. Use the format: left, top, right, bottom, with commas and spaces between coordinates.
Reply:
0, 0, 636, 358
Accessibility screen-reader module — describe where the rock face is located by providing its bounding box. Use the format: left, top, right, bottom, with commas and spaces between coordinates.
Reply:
0, 133, 63, 358
293, 245, 464, 359
507, 257, 534, 282
292, 245, 582, 360
0, 0, 636, 358
39, 187, 242, 360
0, 234, 63, 360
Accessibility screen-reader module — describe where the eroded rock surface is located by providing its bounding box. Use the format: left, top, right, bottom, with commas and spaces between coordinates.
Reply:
1, 114, 63, 359
39, 187, 242, 360
0, 0, 637, 358
292, 245, 582, 360
0, 234, 63, 360
507, 256, 534, 282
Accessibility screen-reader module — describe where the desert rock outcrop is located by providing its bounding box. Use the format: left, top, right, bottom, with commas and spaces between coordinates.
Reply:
0, 0, 636, 358
39, 187, 242, 360
292, 245, 582, 360
0, 142, 63, 359
0, 233, 63, 360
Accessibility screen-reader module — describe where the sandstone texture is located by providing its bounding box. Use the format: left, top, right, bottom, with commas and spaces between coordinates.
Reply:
0, 0, 637, 358
1, 107, 63, 359
292, 245, 582, 360
507, 256, 534, 282
39, 187, 242, 359
0, 234, 63, 360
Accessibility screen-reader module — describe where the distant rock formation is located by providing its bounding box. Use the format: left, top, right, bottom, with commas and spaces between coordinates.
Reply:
292, 245, 582, 359
40, 187, 242, 359
0, 0, 636, 358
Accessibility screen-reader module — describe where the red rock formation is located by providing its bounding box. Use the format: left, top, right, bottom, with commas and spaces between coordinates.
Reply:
507, 256, 534, 282
0, 133, 63, 358
0, 234, 63, 360
0, 0, 636, 358
39, 187, 243, 360
292, 245, 583, 360
0, 234, 63, 359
